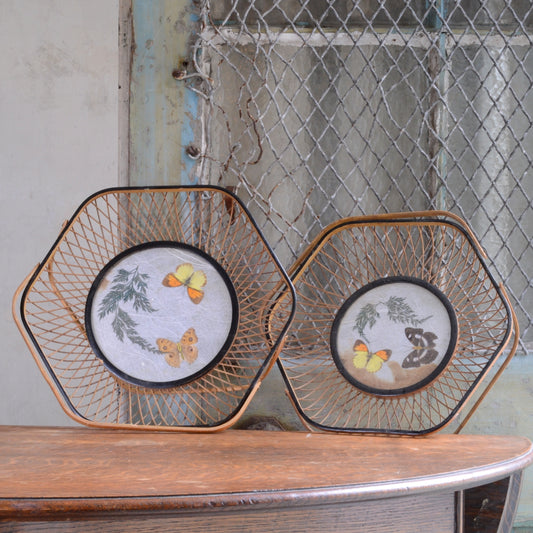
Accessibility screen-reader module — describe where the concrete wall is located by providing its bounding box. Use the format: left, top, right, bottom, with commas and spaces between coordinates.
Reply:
0, 0, 119, 425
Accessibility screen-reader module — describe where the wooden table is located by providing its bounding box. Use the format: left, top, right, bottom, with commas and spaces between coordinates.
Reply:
0, 426, 531, 532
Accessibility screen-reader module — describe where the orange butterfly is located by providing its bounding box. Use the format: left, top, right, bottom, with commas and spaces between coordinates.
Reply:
162, 263, 207, 304
352, 340, 391, 373
157, 328, 198, 368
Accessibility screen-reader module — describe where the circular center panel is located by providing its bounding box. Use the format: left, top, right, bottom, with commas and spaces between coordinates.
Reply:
85, 242, 238, 388
330, 276, 457, 396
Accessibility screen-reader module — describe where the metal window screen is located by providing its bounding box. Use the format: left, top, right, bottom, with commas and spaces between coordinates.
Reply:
183, 1, 533, 354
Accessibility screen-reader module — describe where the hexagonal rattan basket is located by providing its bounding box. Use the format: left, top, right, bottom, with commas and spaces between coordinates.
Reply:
14, 186, 295, 431
276, 211, 518, 435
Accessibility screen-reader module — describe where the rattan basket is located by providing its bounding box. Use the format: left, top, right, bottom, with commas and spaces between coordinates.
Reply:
276, 211, 518, 435
14, 186, 295, 431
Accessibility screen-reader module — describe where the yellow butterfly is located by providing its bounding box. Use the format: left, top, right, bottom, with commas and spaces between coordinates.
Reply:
157, 327, 198, 368
352, 340, 391, 373
162, 263, 207, 304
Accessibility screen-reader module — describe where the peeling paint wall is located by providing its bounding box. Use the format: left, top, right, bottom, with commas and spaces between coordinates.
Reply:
128, 0, 199, 186
0, 0, 119, 425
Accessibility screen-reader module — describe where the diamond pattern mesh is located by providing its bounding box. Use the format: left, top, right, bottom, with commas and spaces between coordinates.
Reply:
276, 213, 515, 434
183, 1, 532, 354
18, 188, 295, 429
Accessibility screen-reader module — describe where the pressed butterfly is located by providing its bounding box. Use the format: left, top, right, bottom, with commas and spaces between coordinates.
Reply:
402, 327, 438, 369
157, 327, 198, 368
352, 340, 391, 373
162, 263, 207, 304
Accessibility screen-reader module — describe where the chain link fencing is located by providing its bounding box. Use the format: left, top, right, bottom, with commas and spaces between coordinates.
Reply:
182, 0, 533, 354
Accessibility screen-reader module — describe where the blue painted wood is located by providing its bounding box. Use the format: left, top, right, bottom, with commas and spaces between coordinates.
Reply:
129, 0, 199, 186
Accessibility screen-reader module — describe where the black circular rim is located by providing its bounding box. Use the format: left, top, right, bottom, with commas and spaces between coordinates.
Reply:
330, 276, 458, 396
85, 241, 239, 389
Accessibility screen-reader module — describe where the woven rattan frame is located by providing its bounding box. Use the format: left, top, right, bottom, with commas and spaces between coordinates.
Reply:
14, 186, 295, 431
276, 211, 518, 435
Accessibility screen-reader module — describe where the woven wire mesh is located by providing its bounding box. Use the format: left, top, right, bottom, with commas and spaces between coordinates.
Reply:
18, 188, 294, 430
184, 0, 533, 354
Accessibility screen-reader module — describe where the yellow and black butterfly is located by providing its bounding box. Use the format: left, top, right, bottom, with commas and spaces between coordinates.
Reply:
402, 327, 438, 369
162, 263, 207, 304
352, 340, 391, 373
156, 327, 198, 368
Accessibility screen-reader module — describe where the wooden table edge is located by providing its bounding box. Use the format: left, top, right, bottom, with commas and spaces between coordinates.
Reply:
1, 444, 532, 520
1, 426, 532, 521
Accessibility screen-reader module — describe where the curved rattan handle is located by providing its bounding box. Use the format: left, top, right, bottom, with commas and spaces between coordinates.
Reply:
12, 266, 90, 426
12, 264, 40, 349
454, 283, 519, 434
